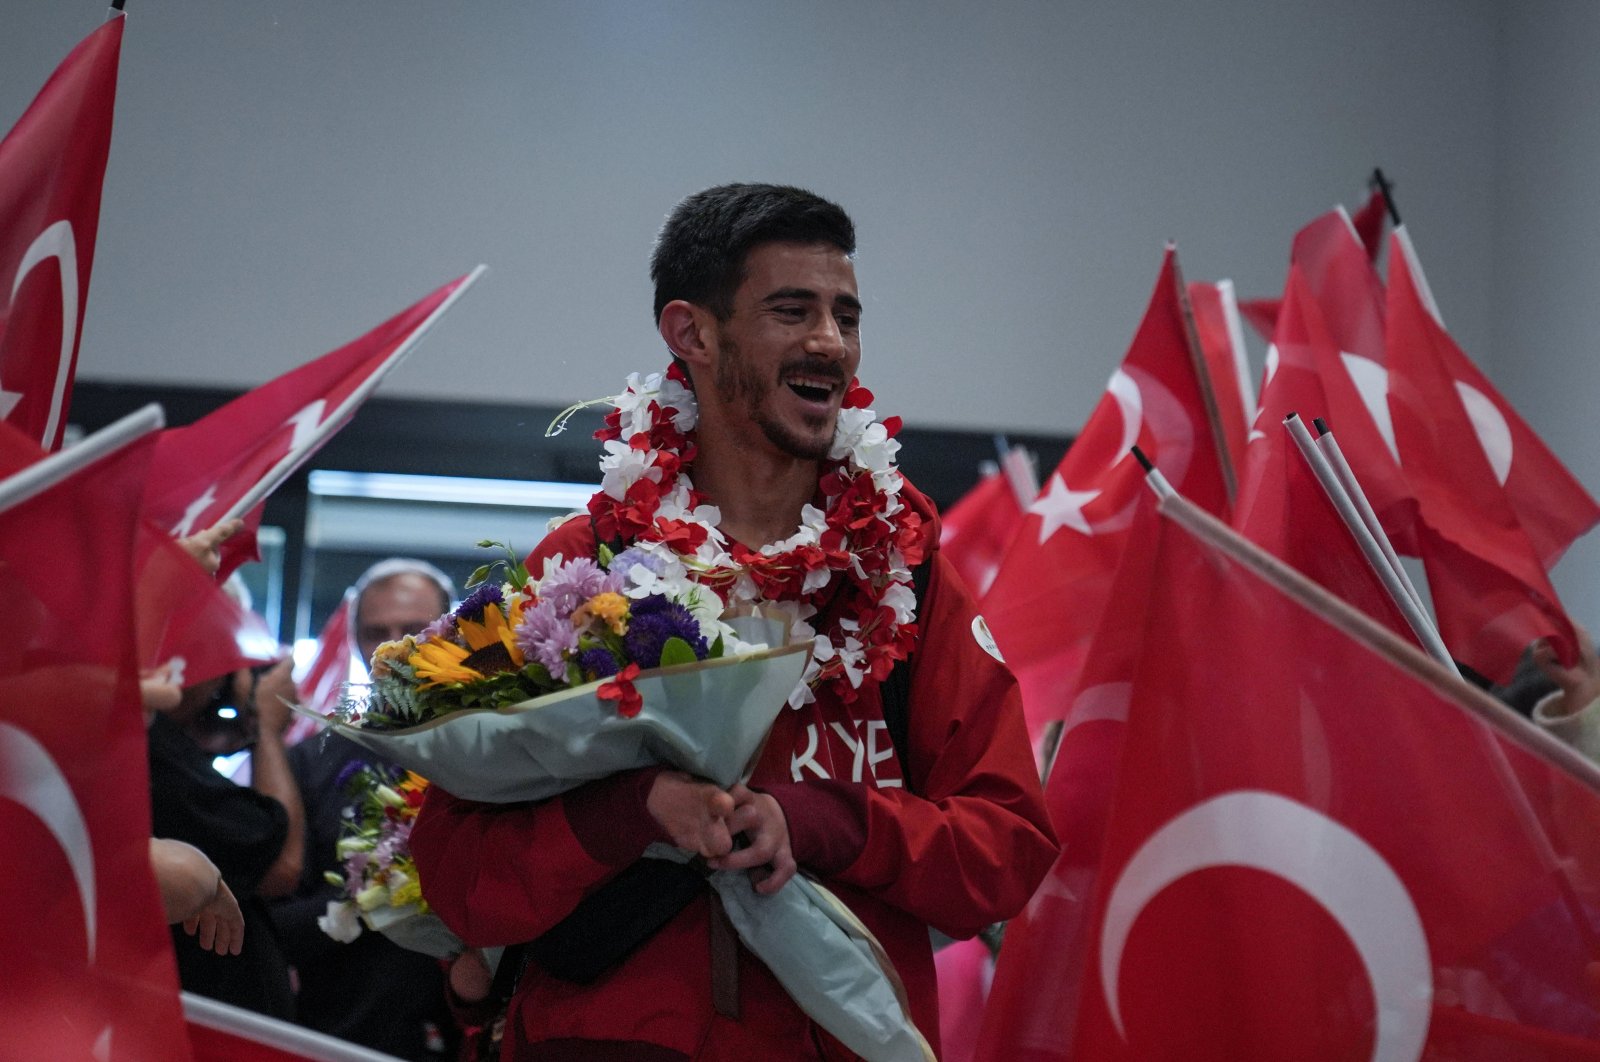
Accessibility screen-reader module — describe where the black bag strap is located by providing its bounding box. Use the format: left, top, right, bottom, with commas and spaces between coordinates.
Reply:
877, 555, 932, 785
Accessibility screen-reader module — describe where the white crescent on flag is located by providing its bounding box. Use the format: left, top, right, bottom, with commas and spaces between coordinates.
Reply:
1099, 789, 1432, 1062
0, 720, 96, 964
2, 220, 79, 446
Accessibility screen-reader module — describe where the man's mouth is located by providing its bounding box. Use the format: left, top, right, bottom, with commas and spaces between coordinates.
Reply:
783, 372, 843, 404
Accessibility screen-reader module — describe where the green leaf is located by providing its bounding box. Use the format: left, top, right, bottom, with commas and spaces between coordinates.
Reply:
597, 543, 615, 567
709, 635, 725, 659
658, 636, 698, 668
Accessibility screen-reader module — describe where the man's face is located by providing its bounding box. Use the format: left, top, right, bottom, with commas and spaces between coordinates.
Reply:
355, 572, 448, 663
705, 241, 862, 462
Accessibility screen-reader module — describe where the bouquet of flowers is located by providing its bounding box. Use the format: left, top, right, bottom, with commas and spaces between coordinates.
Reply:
316, 763, 462, 959
306, 540, 810, 803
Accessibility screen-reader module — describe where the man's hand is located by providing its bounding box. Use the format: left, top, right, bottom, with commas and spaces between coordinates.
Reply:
708, 783, 796, 896
177, 518, 243, 576
448, 948, 494, 1004
646, 771, 735, 858
248, 657, 298, 739
1535, 624, 1600, 718
182, 876, 245, 956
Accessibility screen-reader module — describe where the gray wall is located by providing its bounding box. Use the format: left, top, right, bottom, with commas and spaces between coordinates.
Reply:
5, 1, 1594, 624
1494, 1, 1600, 633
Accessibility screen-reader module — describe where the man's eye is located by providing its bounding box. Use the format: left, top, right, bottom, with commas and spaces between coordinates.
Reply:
837, 315, 860, 331
775, 306, 805, 320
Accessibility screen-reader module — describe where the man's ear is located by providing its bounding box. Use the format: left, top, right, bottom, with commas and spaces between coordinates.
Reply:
659, 300, 716, 370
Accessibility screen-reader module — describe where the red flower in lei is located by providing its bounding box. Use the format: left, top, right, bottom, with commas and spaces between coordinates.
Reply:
589, 363, 921, 704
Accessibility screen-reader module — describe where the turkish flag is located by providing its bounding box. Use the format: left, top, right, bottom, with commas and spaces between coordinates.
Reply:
1386, 236, 1578, 682
975, 490, 1165, 1062
1069, 494, 1600, 1060
134, 523, 280, 688
0, 16, 122, 451
1231, 269, 1419, 642
941, 469, 1026, 598
185, 991, 360, 1061
1287, 206, 1423, 553
284, 594, 354, 745
983, 247, 1231, 730
143, 269, 480, 579
1186, 279, 1255, 484
0, 420, 192, 1059
1391, 229, 1599, 570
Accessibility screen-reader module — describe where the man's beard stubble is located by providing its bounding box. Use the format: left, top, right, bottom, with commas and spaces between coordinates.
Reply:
714, 336, 835, 462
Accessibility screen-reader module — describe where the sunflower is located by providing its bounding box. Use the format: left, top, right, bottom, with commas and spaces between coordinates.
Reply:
408, 639, 483, 688
456, 600, 528, 668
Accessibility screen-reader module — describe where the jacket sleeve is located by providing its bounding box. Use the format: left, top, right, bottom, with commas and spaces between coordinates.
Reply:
771, 554, 1059, 940
412, 766, 667, 948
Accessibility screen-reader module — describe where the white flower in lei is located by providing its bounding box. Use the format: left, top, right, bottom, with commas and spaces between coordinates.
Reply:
591, 366, 924, 709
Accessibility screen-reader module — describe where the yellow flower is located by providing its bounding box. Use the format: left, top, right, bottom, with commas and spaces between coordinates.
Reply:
409, 639, 483, 688
370, 636, 416, 680
388, 871, 423, 909
457, 603, 527, 668
576, 591, 630, 636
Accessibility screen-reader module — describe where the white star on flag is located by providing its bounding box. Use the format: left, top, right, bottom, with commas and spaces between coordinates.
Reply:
170, 484, 217, 537
1030, 472, 1100, 544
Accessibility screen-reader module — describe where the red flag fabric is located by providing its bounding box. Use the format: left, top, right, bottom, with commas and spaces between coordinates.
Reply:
1236, 296, 1280, 344
1287, 207, 1421, 553
940, 469, 1025, 598
935, 936, 995, 1062
0, 17, 122, 451
0, 414, 45, 476
134, 522, 280, 688
983, 248, 1231, 731
143, 271, 477, 579
0, 425, 192, 1060
1386, 236, 1578, 682
1349, 186, 1388, 264
1231, 269, 1418, 641
1391, 229, 1599, 570
1067, 495, 1600, 1060
1186, 279, 1254, 486
975, 491, 1164, 1062
285, 595, 354, 745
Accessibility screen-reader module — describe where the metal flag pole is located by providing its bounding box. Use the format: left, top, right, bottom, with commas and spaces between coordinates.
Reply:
1311, 416, 1430, 620
1284, 413, 1453, 667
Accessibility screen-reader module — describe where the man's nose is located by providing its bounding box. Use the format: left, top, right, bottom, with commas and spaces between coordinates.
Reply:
804, 314, 847, 359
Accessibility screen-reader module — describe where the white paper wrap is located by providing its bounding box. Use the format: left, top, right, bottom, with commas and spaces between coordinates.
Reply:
301, 639, 810, 802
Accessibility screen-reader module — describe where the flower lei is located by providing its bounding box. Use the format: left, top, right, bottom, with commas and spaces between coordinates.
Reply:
586, 362, 926, 707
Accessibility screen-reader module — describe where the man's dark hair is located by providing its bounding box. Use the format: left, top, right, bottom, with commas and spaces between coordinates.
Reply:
651, 183, 855, 323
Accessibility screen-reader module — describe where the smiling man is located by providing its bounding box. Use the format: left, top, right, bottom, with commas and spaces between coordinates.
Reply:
413, 183, 1057, 1061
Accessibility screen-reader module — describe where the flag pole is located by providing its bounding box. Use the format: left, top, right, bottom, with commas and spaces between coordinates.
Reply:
106, 0, 125, 21
1158, 490, 1600, 955
1284, 414, 1453, 666
0, 404, 162, 514
1311, 416, 1430, 619
994, 434, 1039, 509
220, 265, 487, 522
1131, 445, 1174, 500
1169, 246, 1239, 506
1370, 167, 1401, 227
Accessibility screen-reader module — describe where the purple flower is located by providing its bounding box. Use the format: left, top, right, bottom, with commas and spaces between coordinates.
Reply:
334, 759, 370, 794
610, 546, 666, 582
419, 612, 457, 643
537, 557, 612, 615
516, 599, 579, 675
576, 647, 622, 680
623, 601, 708, 668
455, 581, 503, 623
